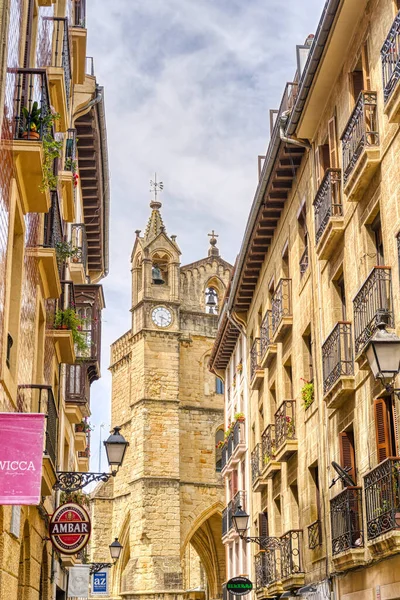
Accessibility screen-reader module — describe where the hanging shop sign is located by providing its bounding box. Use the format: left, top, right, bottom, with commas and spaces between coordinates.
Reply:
226, 577, 253, 596
0, 413, 45, 505
49, 502, 91, 555
92, 569, 109, 595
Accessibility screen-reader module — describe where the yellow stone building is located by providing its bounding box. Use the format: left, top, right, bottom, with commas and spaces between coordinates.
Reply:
90, 200, 232, 600
210, 0, 400, 599
0, 0, 110, 598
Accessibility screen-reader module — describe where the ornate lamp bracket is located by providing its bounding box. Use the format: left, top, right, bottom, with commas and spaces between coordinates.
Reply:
54, 470, 117, 493
89, 562, 113, 575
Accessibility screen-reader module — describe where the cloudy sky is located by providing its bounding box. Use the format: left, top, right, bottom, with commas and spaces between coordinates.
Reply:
86, 0, 325, 470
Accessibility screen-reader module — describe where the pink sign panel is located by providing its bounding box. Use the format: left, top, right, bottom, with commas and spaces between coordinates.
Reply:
0, 413, 46, 504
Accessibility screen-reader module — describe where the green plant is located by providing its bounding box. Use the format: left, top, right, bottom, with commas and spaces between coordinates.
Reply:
60, 490, 89, 507
54, 308, 88, 352
39, 112, 62, 192
65, 157, 77, 172
301, 379, 314, 409
22, 101, 41, 132
234, 412, 245, 422
55, 241, 79, 262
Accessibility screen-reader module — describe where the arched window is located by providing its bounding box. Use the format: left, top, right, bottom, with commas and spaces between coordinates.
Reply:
215, 428, 224, 472
215, 377, 224, 394
205, 287, 218, 314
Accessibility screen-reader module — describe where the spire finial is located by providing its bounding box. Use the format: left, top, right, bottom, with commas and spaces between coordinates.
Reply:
208, 230, 219, 257
149, 173, 163, 210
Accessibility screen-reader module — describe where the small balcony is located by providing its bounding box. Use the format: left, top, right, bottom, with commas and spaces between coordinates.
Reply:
274, 401, 297, 462
78, 447, 90, 470
322, 322, 355, 409
271, 279, 292, 342
330, 487, 364, 571
251, 444, 266, 492
313, 168, 343, 259
260, 310, 277, 368
71, 0, 87, 84
381, 11, 400, 123
250, 338, 264, 389
230, 420, 246, 465
261, 424, 281, 479
307, 520, 322, 550
74, 284, 104, 381
280, 530, 305, 590
65, 364, 90, 423
11, 69, 51, 213
17, 385, 58, 495
341, 91, 380, 201
222, 491, 246, 540
70, 224, 88, 284
254, 550, 281, 595
364, 458, 400, 556
353, 266, 394, 357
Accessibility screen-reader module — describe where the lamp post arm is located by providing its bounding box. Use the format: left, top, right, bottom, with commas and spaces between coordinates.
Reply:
54, 471, 118, 493
240, 534, 282, 551
89, 562, 113, 575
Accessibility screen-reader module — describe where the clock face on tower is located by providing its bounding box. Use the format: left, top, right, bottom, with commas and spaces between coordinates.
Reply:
151, 306, 172, 328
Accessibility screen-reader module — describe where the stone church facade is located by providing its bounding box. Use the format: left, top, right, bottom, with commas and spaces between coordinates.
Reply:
90, 196, 232, 600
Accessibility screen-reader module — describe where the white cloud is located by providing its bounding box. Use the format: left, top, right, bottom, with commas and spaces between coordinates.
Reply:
85, 0, 325, 470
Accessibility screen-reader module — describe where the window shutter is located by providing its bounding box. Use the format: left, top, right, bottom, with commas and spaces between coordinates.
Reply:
231, 470, 238, 497
392, 398, 399, 456
339, 431, 356, 484
328, 117, 338, 169
315, 146, 322, 189
258, 512, 269, 538
374, 398, 392, 463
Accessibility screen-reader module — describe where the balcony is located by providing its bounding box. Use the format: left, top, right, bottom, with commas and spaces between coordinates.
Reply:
364, 458, 400, 556
280, 530, 305, 590
274, 401, 297, 462
261, 424, 281, 479
65, 364, 90, 423
307, 520, 322, 550
11, 69, 51, 213
330, 487, 364, 570
260, 310, 277, 368
78, 447, 90, 470
381, 11, 400, 122
353, 266, 394, 357
71, 0, 87, 84
230, 420, 246, 465
69, 224, 88, 284
39, 18, 71, 131
254, 550, 281, 595
250, 338, 264, 389
17, 385, 58, 495
251, 444, 266, 492
313, 168, 343, 259
74, 284, 105, 382
341, 91, 380, 201
271, 279, 292, 342
322, 322, 355, 409
222, 491, 246, 540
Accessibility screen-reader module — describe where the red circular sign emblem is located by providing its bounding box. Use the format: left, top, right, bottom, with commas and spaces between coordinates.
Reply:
49, 502, 91, 555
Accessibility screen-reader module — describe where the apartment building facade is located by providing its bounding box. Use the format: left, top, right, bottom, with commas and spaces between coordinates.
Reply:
0, 0, 109, 598
210, 0, 400, 598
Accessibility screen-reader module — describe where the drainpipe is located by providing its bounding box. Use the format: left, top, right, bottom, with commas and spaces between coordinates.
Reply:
280, 111, 311, 149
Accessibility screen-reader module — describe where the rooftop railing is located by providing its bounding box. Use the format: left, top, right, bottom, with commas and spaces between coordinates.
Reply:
381, 11, 400, 103
313, 168, 342, 244
322, 322, 354, 394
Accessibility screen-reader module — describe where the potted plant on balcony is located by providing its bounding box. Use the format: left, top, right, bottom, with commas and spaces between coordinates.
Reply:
234, 412, 245, 423
301, 378, 314, 409
21, 101, 41, 139
55, 241, 79, 263
75, 420, 93, 434
54, 308, 88, 353
39, 111, 62, 192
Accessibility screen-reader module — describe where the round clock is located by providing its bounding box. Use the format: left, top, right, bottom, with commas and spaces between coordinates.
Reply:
151, 306, 172, 328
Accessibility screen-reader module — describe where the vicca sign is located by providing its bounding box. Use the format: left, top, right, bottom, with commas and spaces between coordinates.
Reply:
49, 502, 91, 554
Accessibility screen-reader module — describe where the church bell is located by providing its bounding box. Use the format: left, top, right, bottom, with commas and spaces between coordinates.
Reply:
206, 288, 217, 308
152, 264, 165, 285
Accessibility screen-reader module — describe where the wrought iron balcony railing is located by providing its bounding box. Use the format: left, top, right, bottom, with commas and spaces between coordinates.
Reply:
250, 338, 261, 380
64, 128, 77, 170
330, 487, 364, 555
221, 443, 229, 471
353, 266, 394, 355
280, 530, 304, 579
307, 520, 322, 550
18, 385, 58, 467
322, 322, 354, 394
271, 279, 292, 336
51, 18, 72, 106
341, 91, 379, 186
261, 424, 278, 467
364, 458, 400, 540
13, 68, 51, 140
71, 223, 88, 270
299, 245, 309, 278
251, 444, 261, 484
222, 491, 246, 537
313, 168, 342, 244
381, 11, 400, 103
274, 401, 296, 449
260, 310, 273, 357
44, 191, 65, 275
255, 550, 280, 588
232, 419, 245, 452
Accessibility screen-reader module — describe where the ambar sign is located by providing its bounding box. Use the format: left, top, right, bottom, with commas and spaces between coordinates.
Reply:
49, 503, 91, 555
226, 577, 253, 596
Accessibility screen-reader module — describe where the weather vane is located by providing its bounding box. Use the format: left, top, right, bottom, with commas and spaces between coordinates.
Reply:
150, 173, 164, 201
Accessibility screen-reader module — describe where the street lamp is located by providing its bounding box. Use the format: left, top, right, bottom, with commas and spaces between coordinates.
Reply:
90, 538, 123, 574
54, 426, 129, 492
365, 321, 400, 392
232, 505, 250, 536
232, 506, 282, 551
